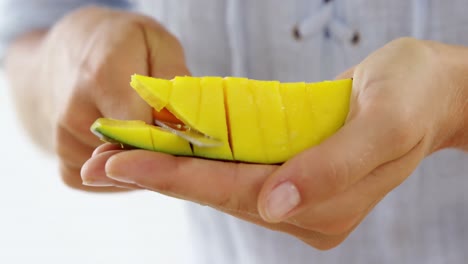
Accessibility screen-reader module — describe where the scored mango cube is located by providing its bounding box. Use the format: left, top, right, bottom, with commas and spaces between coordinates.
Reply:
280, 82, 316, 155
225, 77, 267, 163
249, 79, 290, 163
130, 74, 172, 111
167, 76, 201, 128
306, 79, 352, 143
193, 77, 233, 161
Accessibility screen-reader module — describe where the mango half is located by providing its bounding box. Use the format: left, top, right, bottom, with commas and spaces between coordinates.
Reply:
91, 74, 352, 164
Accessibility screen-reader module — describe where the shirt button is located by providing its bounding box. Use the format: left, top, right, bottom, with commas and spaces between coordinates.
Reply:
351, 31, 360, 45
292, 25, 302, 40
324, 27, 331, 39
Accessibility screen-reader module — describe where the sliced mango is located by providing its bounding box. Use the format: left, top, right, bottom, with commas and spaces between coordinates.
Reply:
249, 79, 290, 164
167, 76, 201, 129
130, 75, 171, 111
92, 118, 192, 156
90, 74, 352, 164
306, 79, 352, 144
280, 82, 315, 155
224, 77, 266, 163
193, 77, 233, 161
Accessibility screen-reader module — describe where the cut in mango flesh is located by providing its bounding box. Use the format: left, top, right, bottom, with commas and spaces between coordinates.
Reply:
91, 74, 352, 164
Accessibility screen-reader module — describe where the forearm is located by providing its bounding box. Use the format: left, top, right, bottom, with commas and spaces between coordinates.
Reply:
4, 30, 54, 152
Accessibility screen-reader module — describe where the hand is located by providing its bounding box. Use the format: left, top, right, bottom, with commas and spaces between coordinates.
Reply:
81, 38, 468, 248
5, 6, 190, 191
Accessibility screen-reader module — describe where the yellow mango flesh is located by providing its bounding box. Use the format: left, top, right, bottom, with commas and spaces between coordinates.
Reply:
306, 79, 352, 143
132, 75, 233, 161
280, 82, 315, 154
91, 75, 352, 164
167, 76, 201, 129
193, 77, 233, 160
224, 77, 266, 163
92, 118, 192, 156
130, 75, 171, 111
249, 80, 290, 163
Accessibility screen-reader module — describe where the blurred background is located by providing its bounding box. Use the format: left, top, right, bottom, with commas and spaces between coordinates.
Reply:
0, 71, 192, 263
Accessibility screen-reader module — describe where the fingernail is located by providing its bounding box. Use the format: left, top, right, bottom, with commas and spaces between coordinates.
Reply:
265, 181, 301, 221
82, 179, 114, 187
91, 147, 100, 157
106, 172, 136, 185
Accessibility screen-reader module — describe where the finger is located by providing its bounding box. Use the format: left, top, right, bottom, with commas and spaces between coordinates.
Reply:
55, 123, 100, 190
213, 204, 348, 251
81, 149, 125, 186
88, 28, 190, 124
86, 55, 153, 124
258, 109, 422, 222
103, 150, 350, 250
61, 163, 131, 192
75, 17, 153, 124
81, 150, 141, 190
141, 18, 191, 79
299, 198, 379, 250
57, 100, 104, 149
91, 143, 125, 157
105, 150, 277, 215
108, 8, 191, 79
286, 139, 426, 235
55, 124, 100, 170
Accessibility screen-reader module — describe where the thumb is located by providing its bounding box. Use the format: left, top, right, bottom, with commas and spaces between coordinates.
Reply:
96, 16, 191, 124
142, 17, 192, 79
257, 105, 418, 223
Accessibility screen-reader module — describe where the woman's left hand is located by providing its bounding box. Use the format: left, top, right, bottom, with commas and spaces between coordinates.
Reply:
81, 38, 468, 249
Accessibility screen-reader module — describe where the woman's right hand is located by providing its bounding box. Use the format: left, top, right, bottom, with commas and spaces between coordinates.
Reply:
5, 6, 190, 191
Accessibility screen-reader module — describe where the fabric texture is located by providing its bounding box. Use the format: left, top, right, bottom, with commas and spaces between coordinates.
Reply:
0, 0, 132, 64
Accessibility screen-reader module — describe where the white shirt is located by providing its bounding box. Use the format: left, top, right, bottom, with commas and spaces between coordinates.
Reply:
1, 1, 467, 263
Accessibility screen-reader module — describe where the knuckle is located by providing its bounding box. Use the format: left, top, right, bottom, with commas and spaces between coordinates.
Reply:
293, 153, 350, 201
79, 55, 110, 94
384, 111, 417, 152
155, 159, 191, 197
155, 178, 176, 195
364, 103, 418, 153
390, 123, 414, 149
215, 186, 243, 213
214, 166, 251, 214
54, 124, 95, 170
216, 194, 244, 214
56, 111, 91, 143
319, 157, 350, 195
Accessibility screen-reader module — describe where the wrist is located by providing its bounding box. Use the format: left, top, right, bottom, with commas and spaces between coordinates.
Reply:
426, 40, 468, 151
